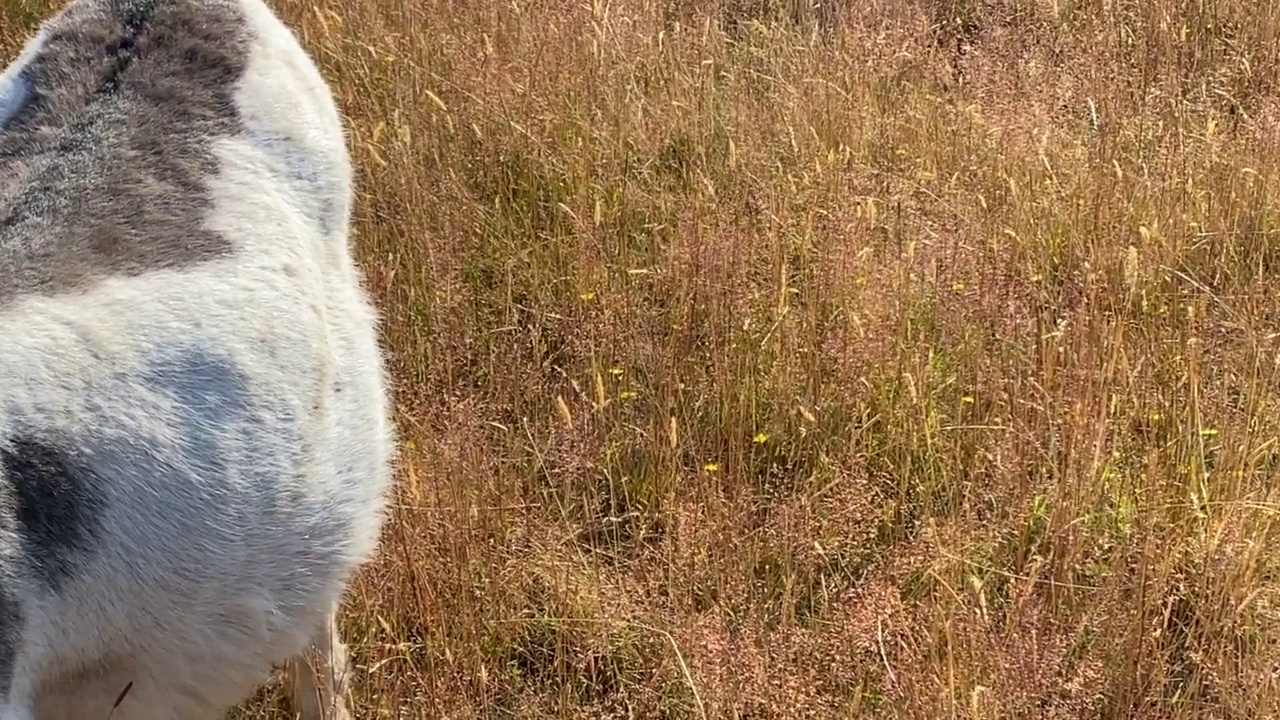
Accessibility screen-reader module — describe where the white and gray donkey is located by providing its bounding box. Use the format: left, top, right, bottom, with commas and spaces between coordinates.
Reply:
0, 0, 395, 716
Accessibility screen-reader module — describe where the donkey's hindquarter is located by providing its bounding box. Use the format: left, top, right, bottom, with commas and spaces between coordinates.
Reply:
0, 0, 393, 717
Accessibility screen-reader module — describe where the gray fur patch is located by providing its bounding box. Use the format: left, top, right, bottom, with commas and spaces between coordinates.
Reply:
0, 590, 18, 697
142, 345, 250, 480
0, 437, 106, 591
245, 127, 339, 237
0, 0, 252, 303
135, 345, 349, 603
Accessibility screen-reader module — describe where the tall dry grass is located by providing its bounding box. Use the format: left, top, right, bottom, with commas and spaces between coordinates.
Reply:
5, 0, 1280, 716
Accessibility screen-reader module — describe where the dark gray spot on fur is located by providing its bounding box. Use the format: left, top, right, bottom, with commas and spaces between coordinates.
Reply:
136, 346, 348, 601
143, 345, 250, 477
1, 437, 105, 590
320, 196, 339, 239
0, 590, 19, 696
0, 0, 251, 303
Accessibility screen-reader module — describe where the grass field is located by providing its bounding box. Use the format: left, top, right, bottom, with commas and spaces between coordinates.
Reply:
8, 0, 1280, 717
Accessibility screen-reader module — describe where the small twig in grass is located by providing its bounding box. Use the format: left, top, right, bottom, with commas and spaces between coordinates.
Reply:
522, 416, 588, 568
937, 550, 1103, 592
877, 617, 897, 687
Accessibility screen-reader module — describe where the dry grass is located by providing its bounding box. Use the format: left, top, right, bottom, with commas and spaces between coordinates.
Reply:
6, 0, 1280, 717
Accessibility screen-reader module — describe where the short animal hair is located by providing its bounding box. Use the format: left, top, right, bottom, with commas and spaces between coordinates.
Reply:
0, 0, 395, 716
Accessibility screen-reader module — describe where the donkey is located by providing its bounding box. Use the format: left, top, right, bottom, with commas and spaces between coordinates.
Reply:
0, 0, 395, 716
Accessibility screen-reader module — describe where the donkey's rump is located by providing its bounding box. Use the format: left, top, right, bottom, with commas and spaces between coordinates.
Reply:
0, 0, 392, 717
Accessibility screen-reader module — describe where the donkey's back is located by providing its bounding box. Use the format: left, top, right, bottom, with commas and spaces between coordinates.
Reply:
0, 0, 393, 717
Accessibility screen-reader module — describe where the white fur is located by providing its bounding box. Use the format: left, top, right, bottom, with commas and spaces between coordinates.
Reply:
0, 0, 394, 717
